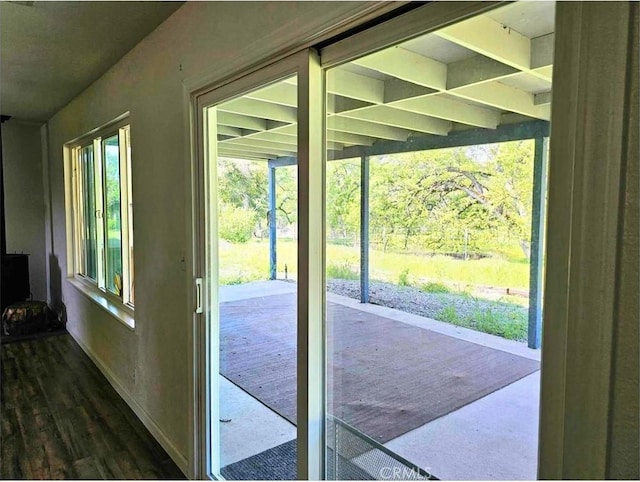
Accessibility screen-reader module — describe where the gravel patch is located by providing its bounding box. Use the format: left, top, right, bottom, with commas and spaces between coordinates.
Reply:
327, 279, 528, 341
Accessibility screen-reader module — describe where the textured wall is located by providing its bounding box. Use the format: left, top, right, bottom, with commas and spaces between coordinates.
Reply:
44, 1, 380, 472
2, 119, 47, 301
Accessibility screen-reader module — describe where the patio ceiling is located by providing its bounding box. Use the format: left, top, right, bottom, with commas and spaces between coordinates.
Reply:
216, 1, 555, 162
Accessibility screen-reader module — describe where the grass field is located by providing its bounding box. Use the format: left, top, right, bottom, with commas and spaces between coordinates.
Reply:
219, 239, 531, 341
219, 239, 530, 290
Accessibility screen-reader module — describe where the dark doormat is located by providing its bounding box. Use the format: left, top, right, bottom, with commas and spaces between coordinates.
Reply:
220, 293, 540, 444
220, 440, 376, 480
0, 327, 68, 345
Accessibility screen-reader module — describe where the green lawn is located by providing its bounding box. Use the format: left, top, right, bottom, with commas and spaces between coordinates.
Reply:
219, 239, 531, 342
219, 239, 530, 290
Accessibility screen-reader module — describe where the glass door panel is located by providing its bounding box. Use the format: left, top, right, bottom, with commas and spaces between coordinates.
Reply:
203, 74, 299, 480
324, 2, 554, 479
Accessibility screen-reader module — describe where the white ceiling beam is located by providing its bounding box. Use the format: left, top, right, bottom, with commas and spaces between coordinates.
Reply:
220, 137, 298, 152
451, 81, 550, 120
335, 105, 451, 136
352, 46, 447, 91
531, 33, 554, 69
216, 124, 242, 137
327, 116, 414, 141
446, 55, 520, 90
390, 94, 501, 129
532, 65, 553, 81
535, 91, 552, 105
245, 82, 297, 107
217, 112, 267, 131
219, 142, 296, 158
219, 97, 297, 123
435, 15, 554, 83
435, 15, 531, 71
327, 68, 385, 104
231, 130, 344, 151
274, 123, 375, 146
219, 153, 268, 162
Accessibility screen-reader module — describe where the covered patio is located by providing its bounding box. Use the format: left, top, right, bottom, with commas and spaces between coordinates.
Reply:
217, 281, 541, 480
216, 1, 554, 349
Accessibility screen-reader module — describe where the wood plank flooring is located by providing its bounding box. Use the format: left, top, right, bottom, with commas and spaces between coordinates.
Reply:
1, 333, 185, 480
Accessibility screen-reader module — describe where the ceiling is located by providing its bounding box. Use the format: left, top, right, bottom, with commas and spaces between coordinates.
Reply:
214, 1, 556, 162
0, 1, 183, 122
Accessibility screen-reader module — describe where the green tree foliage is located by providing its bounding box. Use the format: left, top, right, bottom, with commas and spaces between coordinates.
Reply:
327, 160, 360, 243
216, 140, 534, 258
217, 159, 297, 240
219, 203, 256, 243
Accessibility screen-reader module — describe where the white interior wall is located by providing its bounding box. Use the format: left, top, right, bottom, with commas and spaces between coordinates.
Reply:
41, 1, 638, 478
2, 119, 47, 301
44, 1, 383, 473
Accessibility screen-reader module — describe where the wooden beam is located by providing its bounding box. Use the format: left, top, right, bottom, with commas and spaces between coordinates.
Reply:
249, 131, 343, 151
327, 68, 385, 104
435, 15, 531, 71
390, 94, 501, 129
219, 97, 297, 123
220, 136, 298, 153
332, 120, 550, 161
220, 141, 296, 158
217, 112, 267, 131
246, 82, 297, 107
451, 81, 550, 120
352, 46, 447, 90
535, 91, 552, 105
216, 125, 242, 137
447, 55, 519, 90
335, 105, 451, 136
327, 116, 413, 141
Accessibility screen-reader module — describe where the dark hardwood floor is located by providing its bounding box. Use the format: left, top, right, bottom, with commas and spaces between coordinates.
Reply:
1, 332, 186, 480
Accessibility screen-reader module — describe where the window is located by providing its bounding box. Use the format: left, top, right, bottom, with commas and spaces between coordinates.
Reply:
71, 122, 134, 308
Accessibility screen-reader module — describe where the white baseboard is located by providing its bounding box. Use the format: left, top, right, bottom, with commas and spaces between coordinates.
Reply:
68, 328, 189, 476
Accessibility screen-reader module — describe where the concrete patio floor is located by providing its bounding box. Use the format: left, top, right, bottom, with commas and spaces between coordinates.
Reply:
217, 280, 541, 480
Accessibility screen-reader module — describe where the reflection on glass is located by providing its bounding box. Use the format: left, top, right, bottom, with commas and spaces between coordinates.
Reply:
103, 135, 123, 296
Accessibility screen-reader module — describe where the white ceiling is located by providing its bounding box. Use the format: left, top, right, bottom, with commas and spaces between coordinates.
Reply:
0, 1, 183, 122
215, 1, 556, 163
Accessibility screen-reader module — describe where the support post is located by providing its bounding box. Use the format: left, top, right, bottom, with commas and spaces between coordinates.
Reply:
268, 160, 277, 280
528, 136, 548, 349
360, 155, 370, 303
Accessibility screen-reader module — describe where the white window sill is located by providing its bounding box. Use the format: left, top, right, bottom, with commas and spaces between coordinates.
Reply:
67, 277, 135, 330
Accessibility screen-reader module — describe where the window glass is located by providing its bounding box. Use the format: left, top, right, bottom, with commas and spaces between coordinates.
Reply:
103, 134, 123, 297
80, 145, 98, 280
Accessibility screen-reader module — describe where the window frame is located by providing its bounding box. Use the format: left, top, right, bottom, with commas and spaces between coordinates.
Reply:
68, 117, 134, 320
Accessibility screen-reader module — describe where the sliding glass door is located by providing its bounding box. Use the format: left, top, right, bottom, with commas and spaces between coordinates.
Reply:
194, 2, 555, 479
196, 50, 324, 480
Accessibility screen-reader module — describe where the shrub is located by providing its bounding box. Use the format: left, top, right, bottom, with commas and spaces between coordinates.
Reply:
468, 308, 527, 341
421, 281, 450, 294
327, 260, 359, 280
219, 203, 256, 243
437, 306, 460, 324
398, 268, 411, 286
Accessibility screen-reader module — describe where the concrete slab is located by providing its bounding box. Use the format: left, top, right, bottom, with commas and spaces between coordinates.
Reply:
219, 376, 296, 467
220, 280, 296, 303
383, 371, 541, 480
